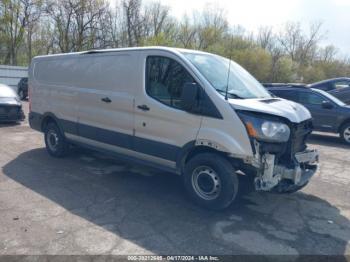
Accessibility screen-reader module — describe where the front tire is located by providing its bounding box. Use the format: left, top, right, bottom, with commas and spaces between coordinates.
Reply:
340, 122, 350, 144
44, 122, 69, 157
183, 153, 239, 210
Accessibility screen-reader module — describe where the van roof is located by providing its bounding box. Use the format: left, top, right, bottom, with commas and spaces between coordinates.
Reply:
32, 46, 210, 60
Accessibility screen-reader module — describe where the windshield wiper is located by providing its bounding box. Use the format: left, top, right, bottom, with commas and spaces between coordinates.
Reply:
215, 89, 243, 99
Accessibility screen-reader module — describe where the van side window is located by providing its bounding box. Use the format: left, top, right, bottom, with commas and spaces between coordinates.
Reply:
146, 56, 195, 109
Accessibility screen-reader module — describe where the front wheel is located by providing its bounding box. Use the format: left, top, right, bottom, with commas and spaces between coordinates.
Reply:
183, 153, 239, 210
340, 123, 350, 144
44, 122, 69, 157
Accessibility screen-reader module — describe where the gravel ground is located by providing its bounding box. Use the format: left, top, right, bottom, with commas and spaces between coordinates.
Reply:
0, 101, 349, 257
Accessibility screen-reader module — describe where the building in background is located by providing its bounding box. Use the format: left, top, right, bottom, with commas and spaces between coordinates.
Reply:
0, 65, 28, 92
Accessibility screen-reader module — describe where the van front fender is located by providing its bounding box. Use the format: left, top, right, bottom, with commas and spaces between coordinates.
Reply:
196, 127, 254, 159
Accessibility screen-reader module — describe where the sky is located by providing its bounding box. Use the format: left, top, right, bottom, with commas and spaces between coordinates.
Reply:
139, 0, 350, 56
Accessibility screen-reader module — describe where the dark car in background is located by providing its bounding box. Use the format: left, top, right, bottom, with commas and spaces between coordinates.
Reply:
17, 77, 28, 100
263, 78, 350, 104
0, 84, 25, 123
307, 78, 350, 104
267, 86, 350, 144
262, 83, 306, 88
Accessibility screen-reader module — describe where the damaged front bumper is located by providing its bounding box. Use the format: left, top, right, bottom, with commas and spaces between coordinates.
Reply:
253, 148, 319, 192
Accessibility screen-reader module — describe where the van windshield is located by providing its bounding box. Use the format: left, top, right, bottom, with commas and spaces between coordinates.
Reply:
183, 52, 271, 99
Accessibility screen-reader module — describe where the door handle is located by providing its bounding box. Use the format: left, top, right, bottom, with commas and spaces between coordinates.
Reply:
101, 97, 112, 103
137, 104, 150, 111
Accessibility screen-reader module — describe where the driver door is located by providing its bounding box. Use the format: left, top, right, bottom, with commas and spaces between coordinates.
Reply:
133, 51, 202, 168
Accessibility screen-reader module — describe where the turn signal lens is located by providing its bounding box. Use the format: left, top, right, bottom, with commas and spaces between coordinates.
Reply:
245, 122, 258, 137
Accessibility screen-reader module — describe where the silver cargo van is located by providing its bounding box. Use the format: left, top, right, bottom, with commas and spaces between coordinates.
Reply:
29, 47, 318, 210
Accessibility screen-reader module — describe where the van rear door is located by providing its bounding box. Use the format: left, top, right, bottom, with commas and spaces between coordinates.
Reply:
133, 51, 202, 167
32, 57, 79, 135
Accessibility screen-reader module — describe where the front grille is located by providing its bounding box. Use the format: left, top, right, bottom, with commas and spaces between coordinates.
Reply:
291, 119, 313, 154
280, 119, 313, 166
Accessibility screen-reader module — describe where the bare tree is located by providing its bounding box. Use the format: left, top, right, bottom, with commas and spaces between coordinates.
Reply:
257, 26, 274, 50
176, 15, 196, 48
46, 0, 108, 52
278, 21, 325, 65
0, 0, 349, 84
195, 6, 228, 49
278, 22, 303, 61
319, 45, 338, 63
72, 0, 108, 50
22, 0, 44, 63
122, 0, 143, 46
46, 0, 74, 52
299, 21, 325, 64
0, 0, 38, 64
98, 1, 130, 48
144, 2, 169, 37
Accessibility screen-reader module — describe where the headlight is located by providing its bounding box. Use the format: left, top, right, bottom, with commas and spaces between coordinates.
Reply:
237, 111, 290, 142
261, 121, 290, 140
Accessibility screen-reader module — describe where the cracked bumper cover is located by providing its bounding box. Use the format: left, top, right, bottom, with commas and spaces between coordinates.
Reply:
255, 149, 319, 191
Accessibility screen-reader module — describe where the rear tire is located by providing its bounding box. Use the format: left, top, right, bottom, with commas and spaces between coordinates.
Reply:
340, 122, 350, 144
183, 153, 239, 210
44, 122, 69, 157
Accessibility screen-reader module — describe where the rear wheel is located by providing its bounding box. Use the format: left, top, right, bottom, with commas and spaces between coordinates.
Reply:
340, 122, 350, 144
44, 122, 69, 157
183, 153, 239, 210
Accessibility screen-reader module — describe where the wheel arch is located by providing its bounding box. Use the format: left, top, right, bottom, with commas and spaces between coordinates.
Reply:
338, 118, 350, 133
41, 112, 65, 136
177, 141, 241, 174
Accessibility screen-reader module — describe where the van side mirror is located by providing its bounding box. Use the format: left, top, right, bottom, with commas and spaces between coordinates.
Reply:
322, 101, 333, 109
181, 82, 199, 112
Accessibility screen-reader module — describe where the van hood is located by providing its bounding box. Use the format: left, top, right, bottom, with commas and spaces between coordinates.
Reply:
229, 98, 311, 123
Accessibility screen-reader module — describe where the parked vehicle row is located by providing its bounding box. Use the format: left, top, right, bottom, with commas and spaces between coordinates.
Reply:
266, 82, 350, 144
263, 77, 350, 104
28, 47, 318, 210
308, 78, 350, 104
